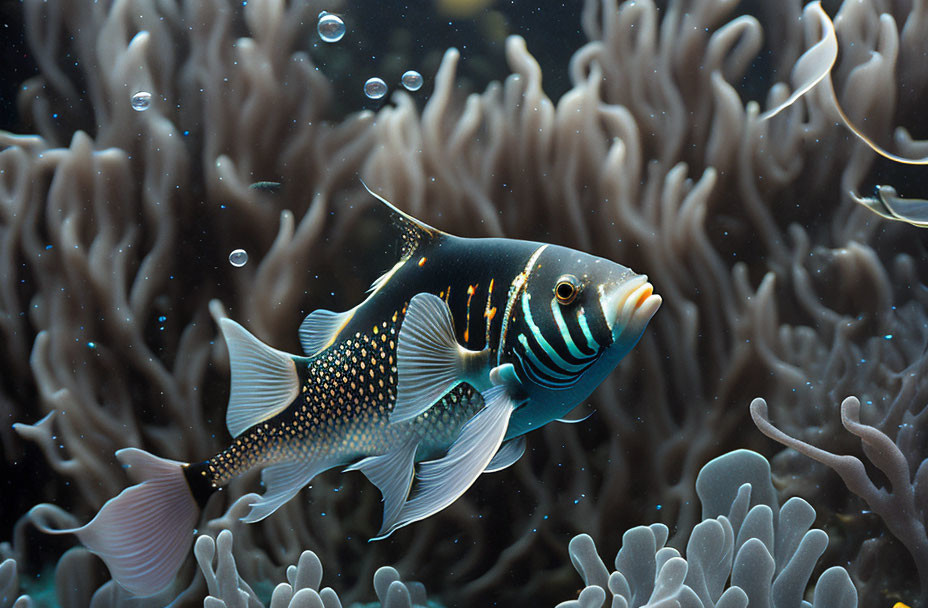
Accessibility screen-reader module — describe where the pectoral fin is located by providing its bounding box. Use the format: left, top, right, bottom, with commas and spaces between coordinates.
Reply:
345, 435, 419, 537
392, 293, 484, 424
374, 385, 514, 539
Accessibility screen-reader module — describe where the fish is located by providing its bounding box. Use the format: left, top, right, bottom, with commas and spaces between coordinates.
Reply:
30, 185, 661, 595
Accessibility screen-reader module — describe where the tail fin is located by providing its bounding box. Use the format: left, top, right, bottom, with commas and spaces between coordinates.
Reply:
33, 449, 200, 596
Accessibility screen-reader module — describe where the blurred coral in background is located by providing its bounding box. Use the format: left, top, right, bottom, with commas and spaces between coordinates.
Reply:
1, 0, 926, 606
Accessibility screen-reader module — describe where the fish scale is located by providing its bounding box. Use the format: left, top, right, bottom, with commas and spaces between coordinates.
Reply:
33, 185, 661, 596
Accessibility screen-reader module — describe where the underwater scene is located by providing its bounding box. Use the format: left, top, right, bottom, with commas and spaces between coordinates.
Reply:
1, 0, 927, 606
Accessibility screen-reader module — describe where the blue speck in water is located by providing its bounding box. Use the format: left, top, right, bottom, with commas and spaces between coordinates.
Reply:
45, 245, 53, 250
158, 315, 167, 322
884, 334, 893, 340
87, 342, 96, 349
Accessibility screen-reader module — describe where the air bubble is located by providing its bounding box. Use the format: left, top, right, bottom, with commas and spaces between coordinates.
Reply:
229, 249, 248, 267
130, 91, 152, 112
364, 77, 387, 99
401, 70, 423, 91
317, 12, 345, 43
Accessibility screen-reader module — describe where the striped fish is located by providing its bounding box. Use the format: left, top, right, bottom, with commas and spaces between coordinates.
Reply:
32, 186, 661, 595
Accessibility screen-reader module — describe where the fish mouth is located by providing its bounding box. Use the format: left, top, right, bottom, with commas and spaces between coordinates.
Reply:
602, 275, 662, 339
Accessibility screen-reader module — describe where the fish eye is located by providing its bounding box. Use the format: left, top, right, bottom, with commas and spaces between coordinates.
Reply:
554, 274, 581, 305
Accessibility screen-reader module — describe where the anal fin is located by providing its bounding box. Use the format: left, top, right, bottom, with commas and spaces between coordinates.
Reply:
242, 457, 339, 523
375, 385, 514, 539
345, 435, 419, 537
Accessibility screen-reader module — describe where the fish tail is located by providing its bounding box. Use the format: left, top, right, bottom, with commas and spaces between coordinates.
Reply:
32, 448, 206, 596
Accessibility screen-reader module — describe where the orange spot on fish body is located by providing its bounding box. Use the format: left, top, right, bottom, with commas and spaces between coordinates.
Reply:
464, 283, 478, 346
418, 256, 427, 267
484, 278, 496, 346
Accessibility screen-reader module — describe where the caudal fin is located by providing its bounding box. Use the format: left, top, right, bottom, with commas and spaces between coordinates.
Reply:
33, 448, 200, 596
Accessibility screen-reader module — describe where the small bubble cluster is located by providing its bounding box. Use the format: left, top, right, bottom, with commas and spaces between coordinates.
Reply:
364, 77, 388, 99
229, 248, 248, 267
317, 12, 345, 43
130, 91, 152, 112
401, 70, 423, 91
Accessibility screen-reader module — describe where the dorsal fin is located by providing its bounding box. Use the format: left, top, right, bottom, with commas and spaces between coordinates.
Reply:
299, 306, 357, 357
361, 181, 443, 258
218, 318, 300, 437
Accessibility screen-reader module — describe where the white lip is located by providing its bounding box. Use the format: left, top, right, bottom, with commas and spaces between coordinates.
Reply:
601, 275, 661, 336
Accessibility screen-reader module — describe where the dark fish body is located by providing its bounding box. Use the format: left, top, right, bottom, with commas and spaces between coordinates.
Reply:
187, 234, 571, 503
33, 188, 661, 596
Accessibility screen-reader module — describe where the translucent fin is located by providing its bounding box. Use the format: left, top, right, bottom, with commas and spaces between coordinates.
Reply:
298, 308, 355, 357
219, 318, 300, 438
375, 386, 514, 539
345, 435, 419, 536
392, 293, 481, 424
32, 449, 198, 596
241, 457, 339, 523
485, 436, 525, 473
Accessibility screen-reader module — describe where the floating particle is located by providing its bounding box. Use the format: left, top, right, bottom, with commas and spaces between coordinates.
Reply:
130, 91, 152, 112
364, 77, 387, 99
229, 249, 248, 267
317, 12, 345, 43
401, 70, 423, 91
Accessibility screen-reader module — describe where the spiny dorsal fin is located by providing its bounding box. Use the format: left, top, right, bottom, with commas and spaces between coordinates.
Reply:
361, 181, 443, 258
219, 318, 300, 437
